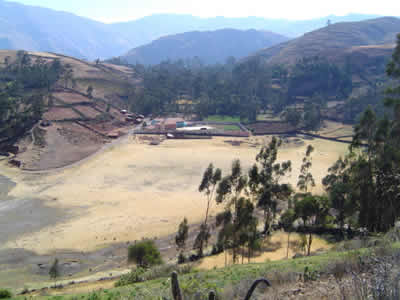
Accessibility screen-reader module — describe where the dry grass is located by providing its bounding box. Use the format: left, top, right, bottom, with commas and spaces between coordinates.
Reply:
318, 121, 354, 138
196, 231, 332, 270
1, 136, 348, 255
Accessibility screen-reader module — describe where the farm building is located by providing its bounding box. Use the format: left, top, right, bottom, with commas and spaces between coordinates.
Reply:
177, 125, 213, 131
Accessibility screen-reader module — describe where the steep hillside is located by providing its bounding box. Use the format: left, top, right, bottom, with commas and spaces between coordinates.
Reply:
252, 17, 400, 65
0, 50, 140, 170
121, 29, 289, 65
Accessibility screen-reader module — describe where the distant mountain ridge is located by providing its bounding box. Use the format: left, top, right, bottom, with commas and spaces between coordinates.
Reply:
0, 0, 133, 60
120, 29, 289, 65
109, 13, 382, 41
0, 0, 386, 60
250, 17, 400, 65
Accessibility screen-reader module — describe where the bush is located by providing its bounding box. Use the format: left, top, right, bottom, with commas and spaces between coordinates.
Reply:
0, 289, 12, 299
178, 252, 186, 264
115, 267, 146, 287
128, 240, 163, 267
115, 264, 193, 287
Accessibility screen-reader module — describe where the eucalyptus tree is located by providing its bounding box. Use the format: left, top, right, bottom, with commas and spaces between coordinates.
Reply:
323, 155, 358, 230
294, 195, 329, 256
215, 159, 249, 263
280, 208, 296, 258
248, 137, 292, 234
297, 145, 316, 193
194, 163, 222, 257
175, 217, 189, 263
175, 217, 189, 252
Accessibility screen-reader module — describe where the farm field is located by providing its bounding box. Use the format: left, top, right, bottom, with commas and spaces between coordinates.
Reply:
205, 115, 242, 122
318, 120, 354, 138
53, 92, 91, 104
43, 107, 80, 121
212, 124, 241, 131
75, 105, 102, 118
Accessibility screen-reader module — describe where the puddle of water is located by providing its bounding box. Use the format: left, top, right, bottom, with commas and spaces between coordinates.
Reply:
0, 174, 69, 245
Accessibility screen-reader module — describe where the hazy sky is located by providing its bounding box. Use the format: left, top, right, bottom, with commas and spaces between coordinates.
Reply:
6, 0, 400, 23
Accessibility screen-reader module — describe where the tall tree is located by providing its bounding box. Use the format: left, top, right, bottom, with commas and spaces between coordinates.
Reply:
295, 195, 329, 256
297, 145, 315, 193
248, 137, 292, 234
216, 159, 248, 263
323, 155, 358, 230
280, 208, 296, 259
175, 217, 189, 252
194, 163, 221, 257
199, 163, 222, 226
49, 258, 60, 283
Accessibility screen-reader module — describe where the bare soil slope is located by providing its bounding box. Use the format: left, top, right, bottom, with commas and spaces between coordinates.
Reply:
0, 50, 140, 170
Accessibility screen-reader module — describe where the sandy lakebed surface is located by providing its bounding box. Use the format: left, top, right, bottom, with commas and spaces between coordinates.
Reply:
0, 134, 348, 288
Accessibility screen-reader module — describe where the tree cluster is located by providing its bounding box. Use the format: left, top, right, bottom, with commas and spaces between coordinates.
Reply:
175, 37, 400, 261
126, 56, 354, 125
0, 51, 65, 141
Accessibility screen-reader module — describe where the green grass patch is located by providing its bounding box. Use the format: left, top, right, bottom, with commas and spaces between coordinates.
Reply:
205, 115, 241, 122
222, 125, 240, 131
16, 247, 381, 300
213, 124, 241, 131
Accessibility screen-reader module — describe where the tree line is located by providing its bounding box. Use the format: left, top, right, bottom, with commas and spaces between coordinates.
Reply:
122, 52, 384, 126
175, 35, 400, 262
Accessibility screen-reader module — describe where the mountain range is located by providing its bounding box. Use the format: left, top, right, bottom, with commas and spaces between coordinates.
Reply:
0, 0, 385, 60
120, 29, 289, 65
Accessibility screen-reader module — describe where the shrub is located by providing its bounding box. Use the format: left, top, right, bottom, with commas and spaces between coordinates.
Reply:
178, 252, 186, 264
115, 264, 193, 287
0, 289, 12, 299
49, 258, 60, 280
128, 240, 163, 267
115, 267, 146, 287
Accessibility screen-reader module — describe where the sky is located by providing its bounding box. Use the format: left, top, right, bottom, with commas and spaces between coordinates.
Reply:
5, 0, 400, 23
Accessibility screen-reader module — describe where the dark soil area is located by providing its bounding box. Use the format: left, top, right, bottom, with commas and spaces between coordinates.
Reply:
246, 122, 297, 135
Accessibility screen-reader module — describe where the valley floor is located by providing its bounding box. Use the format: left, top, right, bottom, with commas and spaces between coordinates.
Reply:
0, 133, 348, 289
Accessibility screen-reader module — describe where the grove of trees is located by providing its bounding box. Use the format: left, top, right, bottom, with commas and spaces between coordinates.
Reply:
125, 55, 357, 125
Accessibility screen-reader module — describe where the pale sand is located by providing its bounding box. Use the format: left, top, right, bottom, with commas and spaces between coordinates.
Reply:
196, 231, 332, 270
1, 136, 348, 254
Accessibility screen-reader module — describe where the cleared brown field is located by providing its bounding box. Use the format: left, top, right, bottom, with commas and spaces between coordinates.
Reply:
319, 120, 354, 138
44, 107, 80, 120
247, 122, 296, 134
75, 105, 102, 118
54, 92, 91, 104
